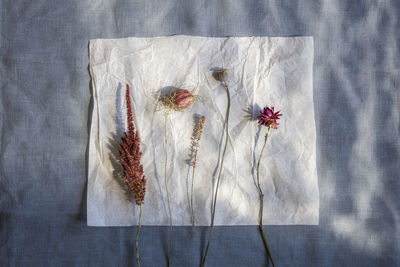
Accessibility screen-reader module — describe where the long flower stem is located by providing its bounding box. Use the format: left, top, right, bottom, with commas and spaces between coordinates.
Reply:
256, 127, 275, 267
202, 81, 231, 267
164, 112, 172, 267
136, 204, 142, 267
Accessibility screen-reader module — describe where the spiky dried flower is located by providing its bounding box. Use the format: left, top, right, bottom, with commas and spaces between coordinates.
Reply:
160, 89, 195, 111
253, 105, 282, 267
191, 116, 206, 167
257, 106, 282, 129
119, 84, 146, 206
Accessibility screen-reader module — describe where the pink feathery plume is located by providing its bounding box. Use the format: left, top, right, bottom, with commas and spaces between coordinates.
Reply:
119, 84, 146, 205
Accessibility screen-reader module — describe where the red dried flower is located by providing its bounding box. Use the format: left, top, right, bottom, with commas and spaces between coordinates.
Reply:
119, 84, 146, 205
257, 106, 282, 129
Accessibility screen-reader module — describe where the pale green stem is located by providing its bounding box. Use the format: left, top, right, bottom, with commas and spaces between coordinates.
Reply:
256, 126, 275, 267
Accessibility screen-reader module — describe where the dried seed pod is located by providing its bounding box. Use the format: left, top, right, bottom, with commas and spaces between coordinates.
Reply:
161, 89, 195, 111
172, 89, 195, 110
212, 68, 228, 82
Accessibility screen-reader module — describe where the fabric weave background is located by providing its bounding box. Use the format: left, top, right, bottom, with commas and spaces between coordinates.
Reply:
1, 1, 399, 266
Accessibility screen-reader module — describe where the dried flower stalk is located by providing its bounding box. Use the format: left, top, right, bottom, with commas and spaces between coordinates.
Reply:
191, 115, 206, 167
255, 106, 282, 267
160, 87, 195, 266
202, 69, 231, 267
119, 84, 146, 267
190, 115, 206, 229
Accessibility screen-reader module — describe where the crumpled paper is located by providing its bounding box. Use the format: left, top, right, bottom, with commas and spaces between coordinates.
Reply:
87, 36, 318, 226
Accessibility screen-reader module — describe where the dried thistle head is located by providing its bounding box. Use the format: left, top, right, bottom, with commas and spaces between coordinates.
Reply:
119, 84, 146, 205
160, 88, 195, 111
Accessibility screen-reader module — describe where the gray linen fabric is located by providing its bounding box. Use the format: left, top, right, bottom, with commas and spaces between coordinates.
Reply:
0, 0, 399, 266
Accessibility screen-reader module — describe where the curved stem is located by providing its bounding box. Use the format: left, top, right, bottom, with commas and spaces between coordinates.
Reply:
256, 127, 275, 267
202, 81, 231, 267
164, 112, 172, 267
136, 204, 142, 267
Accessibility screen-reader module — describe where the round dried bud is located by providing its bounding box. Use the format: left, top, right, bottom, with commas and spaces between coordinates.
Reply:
212, 69, 228, 82
172, 89, 195, 110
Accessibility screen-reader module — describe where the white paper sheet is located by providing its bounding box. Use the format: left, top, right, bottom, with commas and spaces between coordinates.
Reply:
87, 36, 318, 226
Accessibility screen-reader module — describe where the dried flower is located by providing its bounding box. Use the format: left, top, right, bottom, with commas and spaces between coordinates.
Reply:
120, 132, 147, 205
212, 68, 228, 82
119, 84, 146, 205
253, 105, 283, 267
191, 115, 206, 167
119, 84, 146, 267
257, 106, 282, 129
161, 89, 195, 111
173, 89, 195, 110
189, 115, 206, 230
202, 69, 231, 267
159, 86, 197, 266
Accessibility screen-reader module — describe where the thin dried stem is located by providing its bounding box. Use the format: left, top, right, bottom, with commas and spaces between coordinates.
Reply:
202, 79, 230, 267
256, 126, 275, 267
164, 112, 172, 267
136, 204, 142, 267
190, 166, 196, 229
